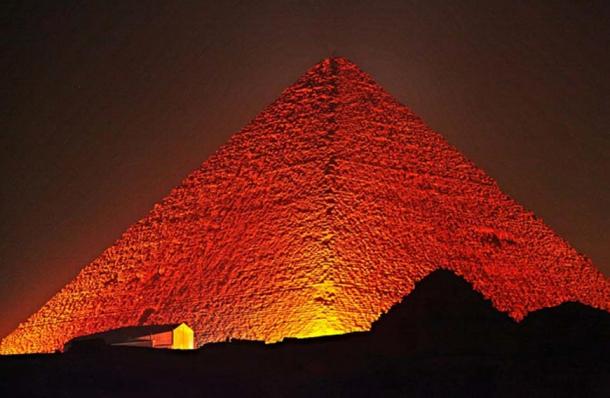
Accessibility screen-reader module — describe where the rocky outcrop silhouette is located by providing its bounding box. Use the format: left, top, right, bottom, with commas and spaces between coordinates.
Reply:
2, 270, 608, 397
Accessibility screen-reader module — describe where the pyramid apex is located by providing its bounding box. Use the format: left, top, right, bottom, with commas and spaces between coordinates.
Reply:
314, 56, 360, 70
322, 56, 355, 63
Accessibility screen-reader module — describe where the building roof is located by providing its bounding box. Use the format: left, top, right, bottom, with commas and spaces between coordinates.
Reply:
68, 323, 187, 345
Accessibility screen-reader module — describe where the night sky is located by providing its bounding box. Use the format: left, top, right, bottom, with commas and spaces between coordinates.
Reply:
1, 1, 608, 339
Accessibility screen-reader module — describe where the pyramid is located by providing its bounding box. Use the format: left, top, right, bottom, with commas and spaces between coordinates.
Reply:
1, 58, 608, 354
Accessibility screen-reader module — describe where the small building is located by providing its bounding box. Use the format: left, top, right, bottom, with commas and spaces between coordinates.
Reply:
65, 323, 194, 351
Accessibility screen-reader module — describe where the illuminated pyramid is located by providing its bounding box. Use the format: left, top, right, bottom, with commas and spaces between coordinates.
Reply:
1, 57, 608, 354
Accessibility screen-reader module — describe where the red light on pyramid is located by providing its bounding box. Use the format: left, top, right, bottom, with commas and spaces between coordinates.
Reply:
1, 58, 608, 354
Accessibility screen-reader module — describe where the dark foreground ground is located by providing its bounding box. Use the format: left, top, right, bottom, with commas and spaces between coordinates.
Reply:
1, 270, 609, 397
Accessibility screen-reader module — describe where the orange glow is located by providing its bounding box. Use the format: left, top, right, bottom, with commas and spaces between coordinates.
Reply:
1, 57, 609, 355
293, 280, 345, 339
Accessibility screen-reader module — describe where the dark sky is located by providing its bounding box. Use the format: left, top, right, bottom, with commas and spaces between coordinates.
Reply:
1, 1, 608, 338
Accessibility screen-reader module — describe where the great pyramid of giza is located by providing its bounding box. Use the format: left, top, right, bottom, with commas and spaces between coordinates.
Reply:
1, 57, 608, 354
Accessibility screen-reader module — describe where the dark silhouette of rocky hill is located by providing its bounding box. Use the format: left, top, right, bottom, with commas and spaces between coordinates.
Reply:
1, 270, 608, 397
